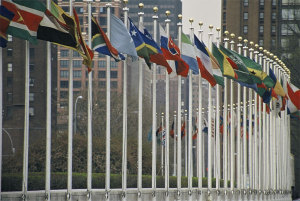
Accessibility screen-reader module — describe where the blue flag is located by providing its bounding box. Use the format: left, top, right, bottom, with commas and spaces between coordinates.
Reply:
110, 14, 137, 59
0, 5, 14, 48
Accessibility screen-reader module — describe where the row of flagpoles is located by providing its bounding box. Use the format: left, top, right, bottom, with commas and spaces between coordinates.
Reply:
1, 0, 299, 200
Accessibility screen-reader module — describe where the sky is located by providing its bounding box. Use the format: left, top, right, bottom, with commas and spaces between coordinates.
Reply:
182, 0, 221, 43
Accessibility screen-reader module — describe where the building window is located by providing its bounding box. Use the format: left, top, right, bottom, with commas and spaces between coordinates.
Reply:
259, 12, 264, 20
61, 50, 69, 57
272, 25, 276, 33
73, 51, 80, 57
272, 0, 277, 6
223, 12, 226, 23
30, 64, 34, 72
98, 81, 106, 88
30, 48, 35, 57
60, 81, 69, 88
7, 48, 12, 56
244, 12, 248, 20
259, 39, 264, 46
29, 107, 35, 117
98, 71, 106, 78
111, 71, 118, 78
7, 77, 12, 88
29, 93, 34, 101
6, 106, 13, 119
271, 39, 276, 48
243, 25, 248, 34
7, 63, 12, 72
259, 0, 264, 6
60, 60, 69, 68
272, 12, 276, 21
259, 25, 264, 33
223, 0, 227, 9
7, 92, 12, 104
73, 81, 81, 88
244, 0, 248, 6
98, 60, 106, 68
73, 70, 82, 78
111, 61, 118, 68
8, 35, 12, 42
281, 38, 289, 48
60, 91, 68, 99
73, 60, 82, 68
29, 78, 35, 87
111, 81, 117, 88
60, 70, 69, 78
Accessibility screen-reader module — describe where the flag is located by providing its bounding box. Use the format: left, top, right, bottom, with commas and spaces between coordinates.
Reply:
140, 27, 172, 73
0, 5, 14, 48
2, 0, 47, 44
156, 124, 162, 136
234, 53, 275, 88
219, 45, 259, 85
194, 34, 217, 86
181, 121, 186, 138
181, 32, 199, 75
170, 121, 175, 138
128, 17, 151, 68
159, 24, 188, 77
37, 1, 78, 49
212, 42, 238, 79
287, 83, 300, 113
269, 68, 286, 97
110, 14, 137, 59
91, 16, 124, 61
73, 8, 94, 71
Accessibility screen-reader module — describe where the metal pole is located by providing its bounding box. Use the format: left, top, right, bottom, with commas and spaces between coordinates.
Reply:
122, 2, 129, 200
137, 4, 144, 199
67, 1, 74, 199
173, 112, 177, 177
74, 95, 82, 135
87, 1, 93, 200
185, 110, 187, 177
249, 42, 254, 200
0, 20, 2, 201
161, 113, 164, 177
22, 41, 30, 201
151, 7, 158, 199
45, 0, 51, 199
105, 3, 112, 200
258, 47, 263, 199
177, 14, 182, 197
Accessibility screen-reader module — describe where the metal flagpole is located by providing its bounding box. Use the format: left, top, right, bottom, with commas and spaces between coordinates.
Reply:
262, 49, 267, 200
197, 22, 203, 199
87, 1, 93, 200
223, 30, 229, 198
45, 0, 51, 200
161, 113, 164, 177
188, 18, 194, 197
67, 0, 74, 199
137, 3, 144, 199
253, 44, 259, 201
122, 1, 129, 200
184, 110, 187, 177
248, 41, 254, 200
105, 3, 112, 200
207, 24, 213, 196
215, 27, 221, 201
229, 33, 235, 199
22, 41, 30, 201
173, 112, 177, 177
165, 10, 171, 199
0, 10, 2, 200
237, 36, 243, 201
176, 14, 182, 197
242, 39, 248, 196
151, 7, 158, 199
258, 46, 263, 200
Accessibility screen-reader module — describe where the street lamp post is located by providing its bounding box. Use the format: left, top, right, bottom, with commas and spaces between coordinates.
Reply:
74, 95, 83, 135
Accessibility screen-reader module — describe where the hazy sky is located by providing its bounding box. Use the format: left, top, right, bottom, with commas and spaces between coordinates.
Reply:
182, 0, 221, 43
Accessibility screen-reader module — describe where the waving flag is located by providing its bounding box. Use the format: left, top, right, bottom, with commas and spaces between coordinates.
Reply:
212, 43, 238, 79
194, 34, 217, 86
140, 27, 172, 73
181, 32, 198, 75
73, 8, 94, 71
91, 16, 124, 61
0, 5, 14, 48
159, 24, 188, 77
128, 18, 151, 68
269, 68, 286, 97
2, 0, 46, 44
287, 83, 300, 113
37, 1, 78, 49
110, 14, 137, 59
170, 121, 175, 138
